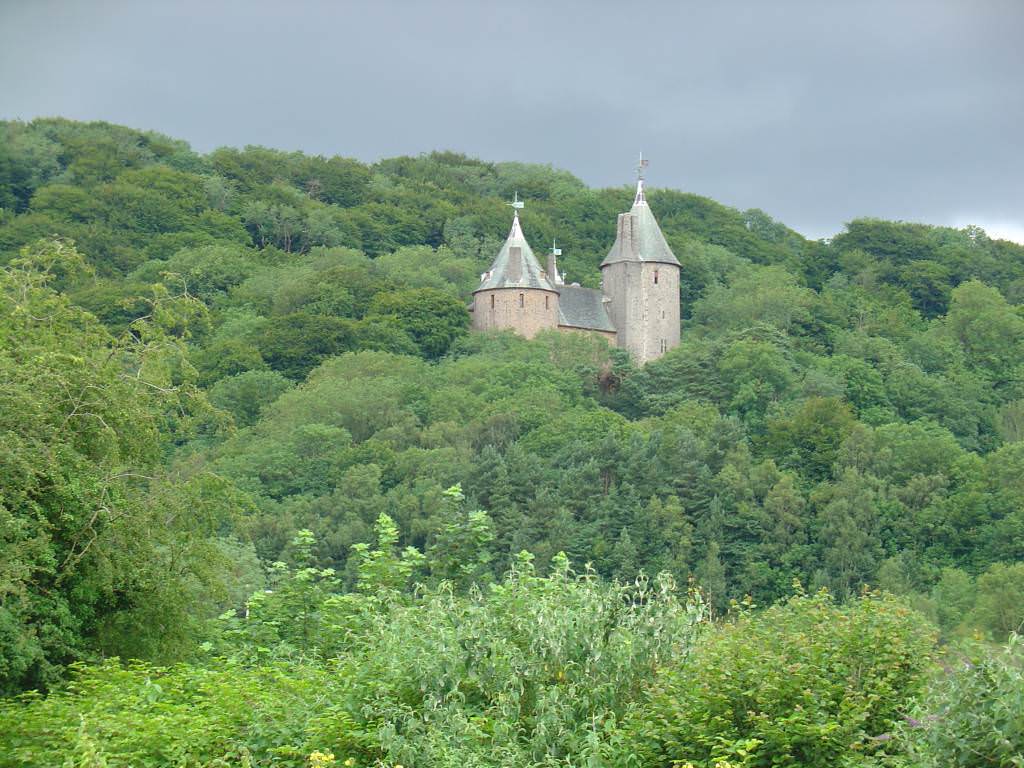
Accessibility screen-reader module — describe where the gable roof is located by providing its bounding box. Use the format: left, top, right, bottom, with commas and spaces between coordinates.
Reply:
600, 180, 680, 268
557, 284, 616, 332
474, 212, 557, 293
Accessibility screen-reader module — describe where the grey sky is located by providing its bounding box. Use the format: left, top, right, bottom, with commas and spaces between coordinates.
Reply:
2, 0, 1022, 241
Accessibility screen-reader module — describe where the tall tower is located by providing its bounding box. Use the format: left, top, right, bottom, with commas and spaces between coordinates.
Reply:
471, 197, 560, 339
601, 161, 681, 364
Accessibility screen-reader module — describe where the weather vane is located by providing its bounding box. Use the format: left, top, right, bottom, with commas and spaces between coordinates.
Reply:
507, 191, 524, 211
637, 152, 649, 181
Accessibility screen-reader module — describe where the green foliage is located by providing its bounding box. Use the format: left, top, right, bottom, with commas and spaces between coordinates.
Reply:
0, 658, 338, 768
208, 369, 293, 427
0, 240, 238, 692
350, 513, 426, 600
946, 280, 1024, 386
899, 635, 1024, 768
765, 396, 856, 479
328, 553, 702, 767
2, 120, 1024, 768
255, 312, 358, 379
691, 265, 815, 335
962, 563, 1024, 642
1, 540, 704, 768
0, 121, 61, 211
623, 590, 937, 768
368, 287, 469, 359
426, 484, 496, 590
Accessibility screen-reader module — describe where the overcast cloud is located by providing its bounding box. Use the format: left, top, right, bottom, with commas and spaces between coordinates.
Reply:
1, 0, 1022, 241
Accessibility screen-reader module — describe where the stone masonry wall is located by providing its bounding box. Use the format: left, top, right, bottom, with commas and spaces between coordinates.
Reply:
557, 325, 618, 344
602, 261, 680, 364
471, 288, 561, 339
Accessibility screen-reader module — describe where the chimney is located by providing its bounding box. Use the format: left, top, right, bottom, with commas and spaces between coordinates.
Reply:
508, 246, 522, 282
547, 251, 559, 285
616, 212, 636, 259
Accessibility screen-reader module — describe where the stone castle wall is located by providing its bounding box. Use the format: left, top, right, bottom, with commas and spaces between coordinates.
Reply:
471, 288, 561, 339
557, 325, 618, 344
601, 261, 680, 364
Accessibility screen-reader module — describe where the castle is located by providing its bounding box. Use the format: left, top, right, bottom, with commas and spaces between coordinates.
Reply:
469, 173, 680, 365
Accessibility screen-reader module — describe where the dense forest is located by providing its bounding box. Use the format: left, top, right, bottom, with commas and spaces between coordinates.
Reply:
0, 118, 1022, 767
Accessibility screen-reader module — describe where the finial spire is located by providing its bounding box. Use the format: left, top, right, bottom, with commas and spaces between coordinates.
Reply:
630, 153, 647, 205
507, 190, 524, 216
506, 191, 525, 236
634, 153, 649, 206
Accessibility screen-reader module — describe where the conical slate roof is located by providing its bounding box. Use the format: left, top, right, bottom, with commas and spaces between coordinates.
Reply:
475, 211, 557, 292
600, 180, 680, 268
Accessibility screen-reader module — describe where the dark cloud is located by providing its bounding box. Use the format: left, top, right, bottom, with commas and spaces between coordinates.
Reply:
2, 0, 1022, 240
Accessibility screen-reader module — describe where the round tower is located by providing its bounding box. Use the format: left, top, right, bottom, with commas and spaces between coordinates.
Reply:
600, 172, 681, 364
471, 206, 560, 339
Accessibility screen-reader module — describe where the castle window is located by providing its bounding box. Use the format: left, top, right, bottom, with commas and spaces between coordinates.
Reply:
661, 339, 667, 352
545, 295, 549, 310
490, 294, 495, 309
519, 293, 524, 308
654, 269, 659, 285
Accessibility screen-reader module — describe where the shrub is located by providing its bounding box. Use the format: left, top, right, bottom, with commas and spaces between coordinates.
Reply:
0, 659, 337, 768
621, 590, 937, 768
899, 634, 1024, 768
1, 539, 704, 768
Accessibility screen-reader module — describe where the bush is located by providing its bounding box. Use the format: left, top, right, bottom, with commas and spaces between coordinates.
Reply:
621, 590, 937, 768
0, 659, 337, 768
899, 634, 1024, 768
1, 527, 704, 768
320, 553, 703, 767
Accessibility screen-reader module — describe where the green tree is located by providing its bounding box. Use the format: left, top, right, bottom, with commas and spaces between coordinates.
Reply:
946, 280, 1024, 385
625, 591, 937, 768
968, 562, 1024, 641
696, 540, 727, 614
256, 312, 358, 379
427, 484, 496, 590
815, 469, 883, 599
351, 513, 426, 600
368, 287, 469, 359
901, 636, 1024, 768
0, 240, 237, 691
930, 567, 977, 637
208, 369, 293, 426
766, 396, 856, 480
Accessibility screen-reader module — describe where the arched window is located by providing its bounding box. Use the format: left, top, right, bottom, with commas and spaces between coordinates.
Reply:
490, 294, 495, 309
519, 293, 524, 308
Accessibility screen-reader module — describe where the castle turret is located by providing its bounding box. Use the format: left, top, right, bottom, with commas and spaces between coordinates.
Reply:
471, 205, 560, 338
600, 170, 681, 364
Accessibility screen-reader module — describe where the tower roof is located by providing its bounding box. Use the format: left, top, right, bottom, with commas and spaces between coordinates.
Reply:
475, 211, 558, 292
600, 179, 680, 268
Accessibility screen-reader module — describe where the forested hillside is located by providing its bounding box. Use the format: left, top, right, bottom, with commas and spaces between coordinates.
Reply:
1, 118, 1022, 767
